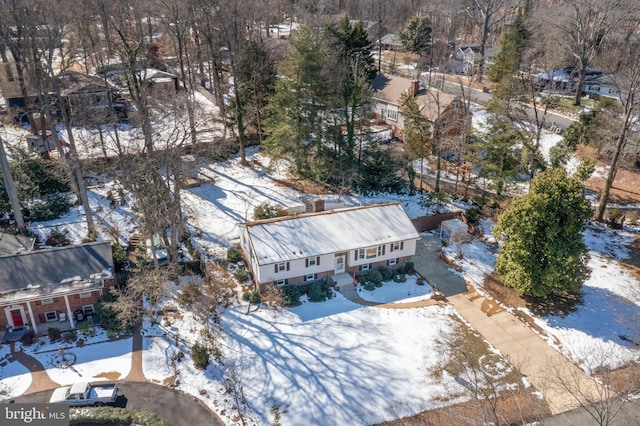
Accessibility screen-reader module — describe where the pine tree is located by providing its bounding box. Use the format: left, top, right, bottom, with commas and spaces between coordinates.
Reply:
487, 3, 530, 83
399, 92, 431, 191
494, 168, 592, 298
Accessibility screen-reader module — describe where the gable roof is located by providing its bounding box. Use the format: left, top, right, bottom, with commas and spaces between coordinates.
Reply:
0, 241, 113, 294
242, 202, 419, 265
372, 74, 459, 122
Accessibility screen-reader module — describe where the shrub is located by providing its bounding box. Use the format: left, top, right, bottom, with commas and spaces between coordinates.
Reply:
21, 330, 35, 346
191, 342, 210, 370
403, 261, 415, 274
112, 244, 128, 269
45, 227, 71, 247
281, 285, 301, 305
254, 202, 288, 220
306, 279, 333, 302
608, 208, 624, 229
242, 290, 261, 304
377, 266, 392, 281
235, 268, 250, 283
69, 406, 171, 426
416, 277, 425, 286
48, 327, 61, 342
29, 194, 72, 221
393, 273, 407, 283
177, 282, 203, 309
226, 247, 243, 263
462, 207, 482, 225
95, 290, 121, 332
367, 270, 383, 286
77, 321, 96, 338
62, 330, 78, 343
360, 275, 376, 291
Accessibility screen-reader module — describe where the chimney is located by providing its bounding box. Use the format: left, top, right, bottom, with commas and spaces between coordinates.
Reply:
312, 198, 325, 213
410, 80, 420, 97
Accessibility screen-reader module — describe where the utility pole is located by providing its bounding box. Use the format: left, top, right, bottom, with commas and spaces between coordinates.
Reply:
0, 134, 25, 231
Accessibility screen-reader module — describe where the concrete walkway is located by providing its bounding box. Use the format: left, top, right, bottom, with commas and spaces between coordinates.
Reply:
125, 326, 146, 382
413, 234, 468, 296
449, 289, 601, 415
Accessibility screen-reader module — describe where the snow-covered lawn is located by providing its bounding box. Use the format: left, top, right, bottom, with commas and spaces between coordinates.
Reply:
445, 220, 640, 374
0, 344, 31, 400
357, 274, 433, 304
20, 329, 132, 385
143, 284, 466, 426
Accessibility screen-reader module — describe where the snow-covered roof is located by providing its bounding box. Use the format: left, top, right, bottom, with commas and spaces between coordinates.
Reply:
242, 203, 420, 265
0, 241, 113, 296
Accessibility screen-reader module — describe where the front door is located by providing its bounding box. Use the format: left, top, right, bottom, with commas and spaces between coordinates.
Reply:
10, 309, 24, 327
334, 255, 345, 274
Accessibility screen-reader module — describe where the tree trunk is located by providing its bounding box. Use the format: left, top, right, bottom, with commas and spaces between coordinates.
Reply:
595, 126, 628, 221
0, 136, 25, 230
573, 61, 587, 107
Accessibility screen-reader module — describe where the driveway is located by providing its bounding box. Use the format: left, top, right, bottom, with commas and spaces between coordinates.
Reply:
5, 382, 222, 426
413, 234, 468, 296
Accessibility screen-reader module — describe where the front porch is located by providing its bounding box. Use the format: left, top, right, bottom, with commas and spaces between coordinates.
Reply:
1, 315, 99, 343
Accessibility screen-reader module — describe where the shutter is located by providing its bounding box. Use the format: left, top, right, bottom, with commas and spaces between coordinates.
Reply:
305, 258, 309, 268
354, 250, 358, 260
382, 245, 386, 255
400, 241, 404, 250
286, 262, 290, 271
274, 264, 278, 273
316, 256, 320, 266
390, 243, 394, 252
386, 259, 390, 266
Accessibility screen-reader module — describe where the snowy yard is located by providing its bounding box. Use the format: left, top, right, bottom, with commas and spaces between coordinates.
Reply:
444, 220, 640, 375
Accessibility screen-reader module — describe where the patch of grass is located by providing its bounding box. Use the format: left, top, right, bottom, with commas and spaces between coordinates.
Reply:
93, 371, 122, 381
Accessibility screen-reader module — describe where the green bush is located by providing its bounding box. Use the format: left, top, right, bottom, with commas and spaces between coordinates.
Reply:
254, 202, 288, 220
403, 261, 415, 274
191, 342, 210, 370
393, 273, 407, 283
69, 406, 171, 426
462, 207, 482, 225
377, 266, 392, 281
30, 194, 72, 221
77, 321, 96, 338
360, 275, 376, 291
242, 290, 261, 304
281, 285, 301, 305
62, 330, 78, 343
235, 268, 250, 283
367, 270, 383, 286
48, 327, 61, 342
112, 244, 128, 268
45, 227, 71, 247
95, 290, 121, 332
226, 247, 243, 263
306, 279, 333, 302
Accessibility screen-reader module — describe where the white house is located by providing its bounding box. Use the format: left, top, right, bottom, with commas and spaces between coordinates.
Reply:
239, 202, 420, 289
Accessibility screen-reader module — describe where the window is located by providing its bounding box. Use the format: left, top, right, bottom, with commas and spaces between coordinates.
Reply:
275, 279, 288, 286
390, 242, 400, 252
275, 262, 290, 273
365, 247, 377, 259
79, 291, 92, 299
387, 108, 398, 121
83, 305, 94, 315
45, 311, 57, 322
377, 245, 385, 256
41, 298, 53, 305
306, 257, 320, 267
388, 258, 398, 266
358, 249, 365, 260
359, 264, 370, 271
304, 274, 316, 282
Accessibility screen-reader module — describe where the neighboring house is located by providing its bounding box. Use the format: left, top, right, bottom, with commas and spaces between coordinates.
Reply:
0, 241, 114, 340
371, 73, 468, 141
239, 202, 420, 290
0, 70, 125, 124
377, 33, 403, 51
102, 67, 179, 100
533, 67, 620, 98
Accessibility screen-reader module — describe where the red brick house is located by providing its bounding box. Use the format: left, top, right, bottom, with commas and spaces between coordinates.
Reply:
0, 241, 114, 341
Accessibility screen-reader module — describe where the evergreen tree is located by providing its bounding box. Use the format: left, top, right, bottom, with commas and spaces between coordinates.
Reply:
487, 3, 531, 83
262, 25, 329, 178
398, 15, 432, 72
494, 168, 592, 298
467, 116, 524, 196
399, 92, 431, 191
